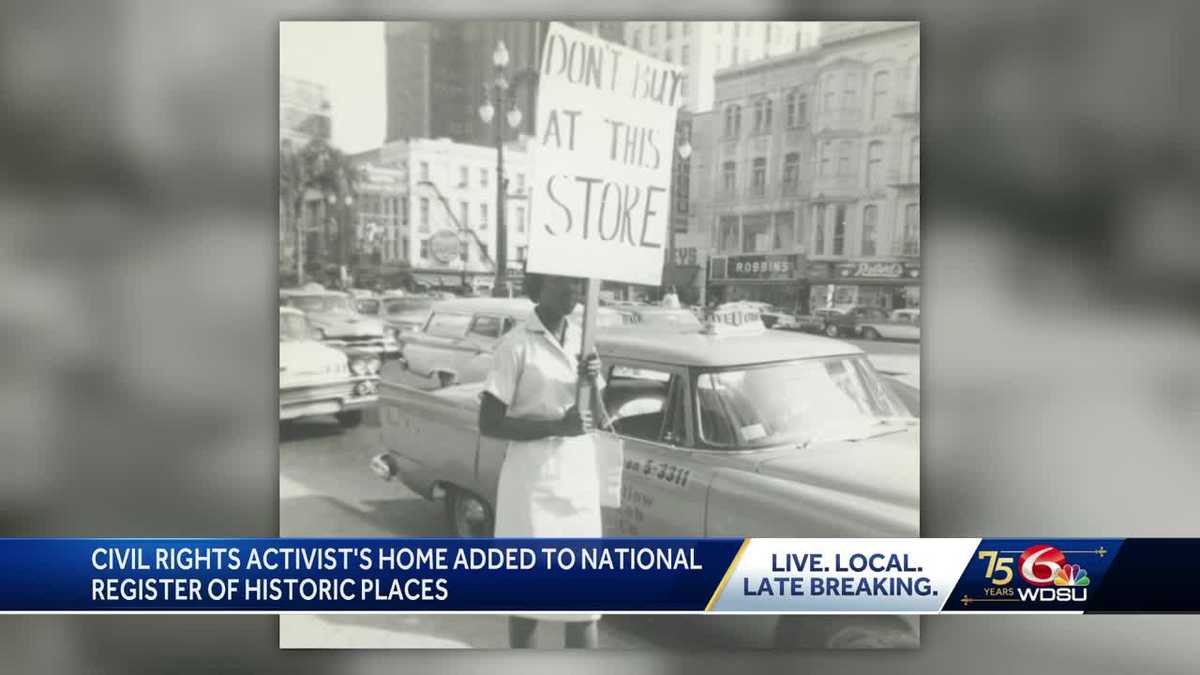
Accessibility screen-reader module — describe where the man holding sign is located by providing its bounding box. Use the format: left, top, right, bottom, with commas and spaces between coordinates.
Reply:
477, 22, 682, 648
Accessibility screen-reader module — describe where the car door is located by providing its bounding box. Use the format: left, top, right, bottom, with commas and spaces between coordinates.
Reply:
601, 362, 711, 537
402, 312, 470, 378
448, 314, 512, 385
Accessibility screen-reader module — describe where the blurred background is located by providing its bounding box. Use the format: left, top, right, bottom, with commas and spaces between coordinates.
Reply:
0, 1, 1197, 673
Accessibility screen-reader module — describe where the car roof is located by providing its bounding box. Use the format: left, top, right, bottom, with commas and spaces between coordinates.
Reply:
279, 288, 346, 298
429, 297, 535, 315
596, 326, 863, 367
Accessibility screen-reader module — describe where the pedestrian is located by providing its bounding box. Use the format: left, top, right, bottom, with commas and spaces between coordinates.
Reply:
478, 271, 605, 649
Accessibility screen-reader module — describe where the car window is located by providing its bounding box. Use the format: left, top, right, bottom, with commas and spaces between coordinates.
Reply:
356, 299, 380, 315
603, 366, 675, 442
424, 313, 471, 338
469, 314, 503, 338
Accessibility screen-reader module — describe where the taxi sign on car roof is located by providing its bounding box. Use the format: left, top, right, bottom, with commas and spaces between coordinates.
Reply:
702, 306, 767, 336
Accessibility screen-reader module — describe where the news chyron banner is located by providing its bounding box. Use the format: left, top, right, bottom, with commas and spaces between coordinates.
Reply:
0, 538, 1197, 613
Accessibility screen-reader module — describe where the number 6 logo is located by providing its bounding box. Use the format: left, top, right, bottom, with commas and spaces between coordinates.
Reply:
1018, 545, 1066, 587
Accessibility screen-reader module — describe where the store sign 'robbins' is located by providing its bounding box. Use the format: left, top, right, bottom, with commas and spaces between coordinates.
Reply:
526, 22, 683, 286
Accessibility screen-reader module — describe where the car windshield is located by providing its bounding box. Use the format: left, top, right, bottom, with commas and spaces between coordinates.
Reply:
280, 313, 309, 342
384, 297, 435, 315
695, 356, 912, 449
290, 295, 355, 313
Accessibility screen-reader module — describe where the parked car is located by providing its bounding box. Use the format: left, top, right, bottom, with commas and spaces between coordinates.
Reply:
280, 284, 398, 355
394, 298, 640, 389
794, 305, 887, 338
760, 306, 801, 330
278, 307, 379, 427
359, 294, 437, 340
370, 319, 918, 647
857, 309, 921, 342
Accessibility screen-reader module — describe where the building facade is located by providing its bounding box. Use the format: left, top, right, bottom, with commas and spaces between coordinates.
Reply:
384, 21, 544, 146
280, 76, 331, 147
695, 21, 919, 312
351, 137, 532, 292
624, 22, 819, 113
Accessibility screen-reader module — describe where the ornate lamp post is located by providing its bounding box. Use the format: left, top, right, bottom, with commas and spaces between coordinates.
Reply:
479, 41, 534, 298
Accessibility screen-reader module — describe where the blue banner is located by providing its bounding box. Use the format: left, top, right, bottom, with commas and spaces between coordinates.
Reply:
0, 538, 1197, 613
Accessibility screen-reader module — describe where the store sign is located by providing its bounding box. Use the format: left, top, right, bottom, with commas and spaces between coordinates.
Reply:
429, 229, 461, 264
713, 254, 800, 281
526, 22, 683, 286
837, 262, 920, 280
673, 247, 698, 267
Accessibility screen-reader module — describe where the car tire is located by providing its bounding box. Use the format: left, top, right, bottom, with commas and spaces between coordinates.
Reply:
335, 410, 363, 428
861, 327, 881, 341
445, 487, 494, 537
824, 324, 840, 338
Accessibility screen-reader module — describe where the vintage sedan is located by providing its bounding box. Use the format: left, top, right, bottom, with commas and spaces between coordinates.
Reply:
396, 298, 631, 389
279, 307, 380, 427
857, 309, 921, 342
370, 320, 918, 647
357, 294, 437, 340
280, 284, 398, 356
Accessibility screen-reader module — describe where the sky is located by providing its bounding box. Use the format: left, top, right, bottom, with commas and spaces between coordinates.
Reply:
280, 22, 385, 153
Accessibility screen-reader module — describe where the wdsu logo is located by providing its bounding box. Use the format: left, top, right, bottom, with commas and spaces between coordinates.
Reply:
977, 544, 1090, 603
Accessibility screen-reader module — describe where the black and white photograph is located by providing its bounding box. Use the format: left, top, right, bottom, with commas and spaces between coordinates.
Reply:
278, 19, 920, 649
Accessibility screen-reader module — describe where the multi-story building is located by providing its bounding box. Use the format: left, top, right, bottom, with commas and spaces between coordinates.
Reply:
697, 21, 919, 312
280, 76, 331, 147
624, 22, 819, 113
385, 21, 551, 146
351, 137, 532, 292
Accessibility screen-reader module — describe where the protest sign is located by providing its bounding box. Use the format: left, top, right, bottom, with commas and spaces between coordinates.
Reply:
526, 22, 684, 287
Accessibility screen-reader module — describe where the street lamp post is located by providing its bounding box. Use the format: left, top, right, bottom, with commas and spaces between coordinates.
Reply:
479, 41, 532, 298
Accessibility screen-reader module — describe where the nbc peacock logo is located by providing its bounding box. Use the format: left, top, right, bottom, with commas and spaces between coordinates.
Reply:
1053, 563, 1090, 587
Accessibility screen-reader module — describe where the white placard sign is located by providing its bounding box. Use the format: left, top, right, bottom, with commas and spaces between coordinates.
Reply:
526, 22, 683, 286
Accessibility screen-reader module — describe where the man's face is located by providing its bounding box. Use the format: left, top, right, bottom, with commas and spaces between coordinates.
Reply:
539, 275, 582, 316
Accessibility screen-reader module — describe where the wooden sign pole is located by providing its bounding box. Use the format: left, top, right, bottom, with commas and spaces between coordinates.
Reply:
576, 277, 601, 416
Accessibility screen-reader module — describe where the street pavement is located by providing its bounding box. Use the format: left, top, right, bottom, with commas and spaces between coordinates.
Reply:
278, 338, 918, 649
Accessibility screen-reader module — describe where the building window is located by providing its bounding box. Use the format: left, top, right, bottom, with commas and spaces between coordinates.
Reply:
718, 215, 739, 252
842, 72, 860, 111
832, 204, 846, 255
785, 90, 807, 127
742, 213, 770, 252
400, 196, 409, 225
723, 104, 741, 137
681, 44, 689, 66
751, 157, 767, 196
666, 22, 674, 40
459, 201, 469, 228
419, 238, 430, 259
903, 203, 920, 255
910, 136, 920, 181
782, 152, 801, 194
480, 167, 488, 189
823, 73, 837, 113
515, 206, 526, 233
819, 141, 832, 177
753, 97, 773, 134
862, 205, 878, 256
865, 141, 884, 189
683, 22, 691, 36
459, 166, 469, 187
420, 161, 429, 182
772, 211, 795, 250
460, 240, 470, 264
814, 206, 825, 255
479, 203, 488, 229
631, 29, 641, 50
721, 161, 737, 196
649, 24, 657, 45
419, 197, 430, 233
517, 245, 527, 261
679, 76, 688, 100
837, 141, 851, 176
871, 71, 891, 120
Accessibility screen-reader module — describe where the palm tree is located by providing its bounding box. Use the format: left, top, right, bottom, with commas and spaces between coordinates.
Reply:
279, 137, 363, 285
